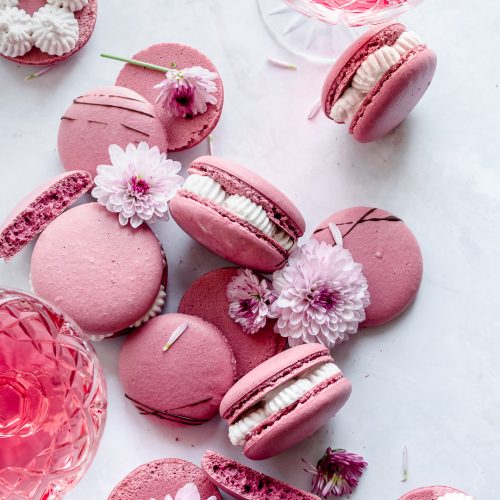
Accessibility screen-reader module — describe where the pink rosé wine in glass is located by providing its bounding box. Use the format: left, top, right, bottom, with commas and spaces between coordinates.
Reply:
0, 289, 107, 500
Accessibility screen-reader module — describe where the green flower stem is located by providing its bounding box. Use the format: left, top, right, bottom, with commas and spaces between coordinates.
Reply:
100, 53, 175, 73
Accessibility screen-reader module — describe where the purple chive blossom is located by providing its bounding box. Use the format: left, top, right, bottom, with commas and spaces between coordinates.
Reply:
304, 448, 368, 498
226, 269, 277, 335
154, 66, 218, 118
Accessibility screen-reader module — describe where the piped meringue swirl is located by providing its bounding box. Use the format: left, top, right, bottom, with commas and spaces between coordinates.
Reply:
47, 0, 89, 12
0, 7, 33, 57
31, 5, 78, 56
0, 0, 19, 8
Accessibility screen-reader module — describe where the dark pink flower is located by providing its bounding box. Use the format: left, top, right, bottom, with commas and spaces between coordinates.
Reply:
304, 447, 367, 498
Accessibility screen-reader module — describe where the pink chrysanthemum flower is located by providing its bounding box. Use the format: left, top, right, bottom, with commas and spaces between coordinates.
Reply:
271, 239, 370, 348
304, 448, 368, 498
151, 482, 217, 500
154, 66, 218, 118
92, 142, 183, 228
227, 269, 277, 335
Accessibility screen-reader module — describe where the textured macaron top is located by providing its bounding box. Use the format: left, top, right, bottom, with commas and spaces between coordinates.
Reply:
108, 458, 222, 500
202, 450, 319, 500
0, 171, 92, 261
399, 486, 471, 500
185, 156, 305, 240
220, 344, 332, 423
322, 22, 407, 116
31, 203, 166, 338
119, 313, 236, 425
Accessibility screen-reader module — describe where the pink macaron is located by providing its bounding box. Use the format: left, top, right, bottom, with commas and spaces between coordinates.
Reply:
178, 267, 287, 379
220, 344, 351, 460
31, 202, 167, 340
313, 207, 423, 327
119, 313, 236, 426
0, 170, 92, 261
321, 22, 437, 142
115, 43, 224, 152
202, 450, 319, 500
58, 86, 168, 177
108, 458, 221, 500
1, 0, 98, 66
399, 486, 474, 500
170, 156, 305, 273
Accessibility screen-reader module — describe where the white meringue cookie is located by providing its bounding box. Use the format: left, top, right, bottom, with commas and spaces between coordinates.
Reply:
32, 5, 79, 56
0, 7, 33, 58
46, 0, 89, 13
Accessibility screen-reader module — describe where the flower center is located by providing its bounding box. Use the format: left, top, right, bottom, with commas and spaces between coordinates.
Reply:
309, 284, 338, 312
128, 176, 150, 197
174, 86, 195, 107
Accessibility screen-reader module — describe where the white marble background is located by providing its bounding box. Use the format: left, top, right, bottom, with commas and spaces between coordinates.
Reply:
1, 0, 499, 498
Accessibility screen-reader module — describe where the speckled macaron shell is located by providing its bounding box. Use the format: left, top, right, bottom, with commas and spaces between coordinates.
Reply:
202, 451, 319, 500
399, 486, 470, 500
108, 458, 221, 500
58, 86, 168, 177
220, 344, 352, 460
321, 22, 437, 142
31, 203, 166, 339
115, 43, 224, 152
0, 171, 92, 261
119, 313, 236, 426
313, 207, 423, 327
178, 268, 287, 379
170, 156, 305, 273
2, 0, 98, 66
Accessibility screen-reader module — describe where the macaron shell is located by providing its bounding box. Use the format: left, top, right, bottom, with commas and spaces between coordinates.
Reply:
58, 86, 167, 177
244, 377, 352, 460
220, 344, 330, 422
192, 156, 306, 236
31, 203, 165, 338
178, 268, 287, 379
313, 207, 423, 327
108, 458, 222, 500
170, 195, 287, 273
399, 486, 468, 500
351, 46, 437, 143
119, 313, 236, 425
115, 43, 224, 152
2, 0, 98, 66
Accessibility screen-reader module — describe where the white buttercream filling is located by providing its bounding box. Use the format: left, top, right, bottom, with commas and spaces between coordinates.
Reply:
437, 494, 474, 500
129, 284, 166, 329
0, 7, 34, 57
228, 362, 341, 446
330, 31, 422, 124
31, 5, 79, 56
182, 173, 295, 251
47, 0, 88, 13
0, 0, 19, 8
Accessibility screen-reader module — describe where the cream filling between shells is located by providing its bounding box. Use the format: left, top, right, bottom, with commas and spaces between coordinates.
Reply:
228, 362, 340, 446
330, 31, 423, 124
182, 174, 295, 251
129, 283, 166, 329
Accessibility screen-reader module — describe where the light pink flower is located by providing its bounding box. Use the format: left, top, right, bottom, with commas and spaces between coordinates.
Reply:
154, 66, 218, 118
92, 142, 183, 228
271, 239, 370, 348
151, 482, 217, 500
304, 448, 368, 498
227, 269, 277, 335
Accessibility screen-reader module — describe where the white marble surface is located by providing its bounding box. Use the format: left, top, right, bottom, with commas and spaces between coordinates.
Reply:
1, 1, 499, 499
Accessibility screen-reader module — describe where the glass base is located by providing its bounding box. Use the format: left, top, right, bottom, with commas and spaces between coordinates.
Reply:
258, 0, 358, 63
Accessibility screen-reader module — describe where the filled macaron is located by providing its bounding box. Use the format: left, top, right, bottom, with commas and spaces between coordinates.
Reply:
0, 170, 92, 261
313, 206, 423, 327
399, 486, 474, 500
220, 344, 351, 460
0, 0, 98, 66
31, 203, 167, 340
115, 43, 224, 152
322, 22, 437, 142
202, 450, 319, 500
119, 313, 236, 426
58, 86, 168, 177
108, 458, 221, 500
178, 267, 286, 379
170, 156, 305, 273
